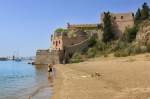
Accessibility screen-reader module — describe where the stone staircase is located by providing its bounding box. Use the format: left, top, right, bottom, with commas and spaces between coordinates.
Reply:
63, 39, 89, 63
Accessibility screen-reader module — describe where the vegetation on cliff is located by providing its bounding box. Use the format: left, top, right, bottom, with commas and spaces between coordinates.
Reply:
69, 2, 150, 62
123, 26, 139, 43
53, 2, 150, 63
135, 2, 150, 24
55, 28, 68, 33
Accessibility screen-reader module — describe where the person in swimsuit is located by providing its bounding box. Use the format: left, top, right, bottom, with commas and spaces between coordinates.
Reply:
48, 64, 52, 72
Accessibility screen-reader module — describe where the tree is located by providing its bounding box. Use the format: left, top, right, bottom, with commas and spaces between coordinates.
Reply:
125, 26, 138, 43
88, 36, 97, 47
135, 8, 141, 21
102, 12, 114, 43
141, 2, 150, 20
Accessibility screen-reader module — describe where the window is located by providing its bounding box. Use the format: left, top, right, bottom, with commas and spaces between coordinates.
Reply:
59, 40, 61, 44
53, 41, 55, 45
121, 16, 123, 19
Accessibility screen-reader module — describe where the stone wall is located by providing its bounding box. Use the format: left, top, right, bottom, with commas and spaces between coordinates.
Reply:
67, 23, 100, 30
63, 39, 89, 63
35, 49, 64, 65
101, 12, 134, 38
35, 49, 50, 65
62, 35, 88, 47
49, 50, 64, 64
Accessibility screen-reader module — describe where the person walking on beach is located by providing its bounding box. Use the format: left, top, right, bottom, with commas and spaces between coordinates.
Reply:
48, 64, 53, 72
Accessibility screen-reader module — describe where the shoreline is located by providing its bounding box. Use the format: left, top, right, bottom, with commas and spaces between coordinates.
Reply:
51, 53, 150, 99
29, 84, 52, 99
51, 65, 63, 99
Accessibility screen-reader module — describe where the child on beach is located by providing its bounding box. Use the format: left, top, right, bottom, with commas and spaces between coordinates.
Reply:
48, 64, 53, 72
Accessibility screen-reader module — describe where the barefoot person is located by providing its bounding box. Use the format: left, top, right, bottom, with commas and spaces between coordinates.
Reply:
48, 64, 53, 72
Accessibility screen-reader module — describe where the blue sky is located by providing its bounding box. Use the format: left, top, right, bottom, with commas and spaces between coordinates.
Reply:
0, 0, 149, 57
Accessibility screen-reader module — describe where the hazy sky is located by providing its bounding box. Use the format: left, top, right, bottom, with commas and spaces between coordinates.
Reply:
0, 0, 149, 57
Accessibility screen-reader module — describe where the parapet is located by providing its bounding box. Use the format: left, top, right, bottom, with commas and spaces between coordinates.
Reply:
67, 23, 101, 30
101, 12, 134, 23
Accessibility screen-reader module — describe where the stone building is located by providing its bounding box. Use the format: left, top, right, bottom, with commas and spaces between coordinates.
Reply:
101, 12, 134, 38
52, 29, 89, 51
35, 29, 89, 65
35, 12, 135, 65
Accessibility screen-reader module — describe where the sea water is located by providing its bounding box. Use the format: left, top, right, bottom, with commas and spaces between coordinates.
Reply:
0, 61, 52, 99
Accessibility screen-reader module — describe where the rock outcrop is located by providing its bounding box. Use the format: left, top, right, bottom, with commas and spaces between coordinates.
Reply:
136, 20, 150, 45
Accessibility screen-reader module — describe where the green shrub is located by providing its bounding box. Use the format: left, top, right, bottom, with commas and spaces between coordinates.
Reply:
146, 43, 150, 52
68, 30, 77, 38
114, 50, 129, 57
55, 28, 68, 33
69, 53, 83, 63
130, 45, 141, 54
113, 41, 128, 51
114, 51, 120, 57
87, 47, 96, 58
130, 45, 147, 54
96, 41, 107, 51
124, 26, 138, 43
88, 36, 97, 47
114, 44, 149, 57
140, 46, 147, 53
104, 53, 108, 57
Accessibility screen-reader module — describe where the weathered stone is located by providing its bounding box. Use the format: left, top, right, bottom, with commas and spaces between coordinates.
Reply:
136, 20, 150, 45
35, 12, 135, 64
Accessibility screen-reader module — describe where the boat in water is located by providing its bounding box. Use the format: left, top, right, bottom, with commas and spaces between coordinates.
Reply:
14, 58, 22, 62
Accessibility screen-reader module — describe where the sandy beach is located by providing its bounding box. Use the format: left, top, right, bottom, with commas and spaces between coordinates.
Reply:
51, 53, 150, 99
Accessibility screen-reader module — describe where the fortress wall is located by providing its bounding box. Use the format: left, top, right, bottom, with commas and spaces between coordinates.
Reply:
64, 39, 89, 62
49, 50, 64, 64
101, 12, 134, 38
35, 50, 64, 65
35, 50, 50, 65
67, 24, 99, 30
112, 20, 134, 37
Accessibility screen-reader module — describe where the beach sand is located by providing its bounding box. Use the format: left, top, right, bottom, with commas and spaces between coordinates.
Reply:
52, 53, 150, 99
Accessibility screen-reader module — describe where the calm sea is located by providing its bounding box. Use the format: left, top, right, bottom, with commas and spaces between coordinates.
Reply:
0, 61, 52, 99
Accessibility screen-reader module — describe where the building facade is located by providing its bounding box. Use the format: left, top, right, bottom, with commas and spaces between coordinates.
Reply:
35, 12, 135, 65
101, 12, 134, 38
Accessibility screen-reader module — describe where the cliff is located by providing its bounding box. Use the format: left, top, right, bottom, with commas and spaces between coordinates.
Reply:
136, 20, 150, 45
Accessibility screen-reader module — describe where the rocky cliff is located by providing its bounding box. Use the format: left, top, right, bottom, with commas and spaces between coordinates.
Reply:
136, 20, 150, 45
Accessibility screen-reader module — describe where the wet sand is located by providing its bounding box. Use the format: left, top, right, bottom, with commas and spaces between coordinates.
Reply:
52, 53, 150, 99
